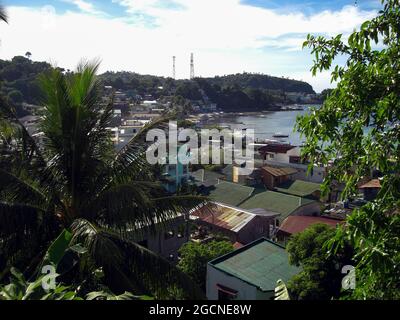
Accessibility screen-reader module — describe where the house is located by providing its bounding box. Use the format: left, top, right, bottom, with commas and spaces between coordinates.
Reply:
133, 214, 190, 264
259, 143, 326, 183
191, 203, 279, 245
259, 144, 301, 163
276, 216, 342, 244
191, 169, 225, 188
275, 180, 321, 199
207, 238, 300, 300
260, 165, 298, 190
239, 190, 321, 226
358, 179, 381, 201
205, 181, 254, 207
161, 146, 191, 193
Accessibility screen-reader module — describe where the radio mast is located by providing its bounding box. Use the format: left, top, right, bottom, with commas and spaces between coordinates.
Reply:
190, 53, 195, 80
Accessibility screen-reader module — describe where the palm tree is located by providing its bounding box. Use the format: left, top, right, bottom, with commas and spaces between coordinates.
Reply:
0, 61, 206, 299
0, 3, 7, 23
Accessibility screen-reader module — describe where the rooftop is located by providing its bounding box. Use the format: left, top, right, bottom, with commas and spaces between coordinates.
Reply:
206, 181, 254, 207
359, 179, 381, 189
279, 216, 342, 235
275, 180, 321, 197
259, 144, 297, 154
191, 202, 257, 233
239, 190, 316, 221
209, 238, 300, 292
261, 166, 298, 177
191, 169, 225, 187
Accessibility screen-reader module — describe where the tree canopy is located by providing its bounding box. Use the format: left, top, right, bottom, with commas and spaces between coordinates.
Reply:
297, 0, 400, 299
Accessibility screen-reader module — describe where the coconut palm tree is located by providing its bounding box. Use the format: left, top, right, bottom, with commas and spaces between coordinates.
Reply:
0, 61, 206, 299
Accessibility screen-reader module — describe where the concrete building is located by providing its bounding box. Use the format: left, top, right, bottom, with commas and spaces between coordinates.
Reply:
207, 238, 300, 300
260, 165, 298, 190
134, 214, 190, 264
191, 203, 279, 245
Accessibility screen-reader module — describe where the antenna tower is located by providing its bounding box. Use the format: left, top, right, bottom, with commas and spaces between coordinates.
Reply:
172, 56, 176, 79
190, 53, 195, 80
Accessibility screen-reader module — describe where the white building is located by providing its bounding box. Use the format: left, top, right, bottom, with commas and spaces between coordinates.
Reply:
207, 238, 299, 300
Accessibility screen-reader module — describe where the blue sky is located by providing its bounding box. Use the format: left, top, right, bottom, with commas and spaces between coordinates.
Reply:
0, 0, 381, 91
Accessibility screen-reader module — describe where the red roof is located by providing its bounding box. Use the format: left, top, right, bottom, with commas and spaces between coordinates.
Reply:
259, 144, 296, 154
278, 216, 341, 235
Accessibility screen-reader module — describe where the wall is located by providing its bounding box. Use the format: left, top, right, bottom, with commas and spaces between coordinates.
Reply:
135, 216, 189, 264
207, 265, 258, 300
263, 160, 326, 183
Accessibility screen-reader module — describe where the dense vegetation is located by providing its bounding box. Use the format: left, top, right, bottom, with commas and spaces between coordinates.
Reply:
178, 240, 234, 291
0, 60, 207, 299
100, 71, 317, 111
0, 55, 318, 115
0, 56, 55, 115
295, 0, 400, 299
286, 224, 353, 300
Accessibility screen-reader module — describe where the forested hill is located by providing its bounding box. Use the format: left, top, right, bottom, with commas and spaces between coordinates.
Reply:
201, 73, 315, 94
0, 56, 317, 114
99, 71, 317, 111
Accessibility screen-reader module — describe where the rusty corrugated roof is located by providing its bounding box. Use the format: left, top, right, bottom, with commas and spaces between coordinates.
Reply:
261, 166, 298, 177
192, 203, 256, 233
278, 216, 341, 235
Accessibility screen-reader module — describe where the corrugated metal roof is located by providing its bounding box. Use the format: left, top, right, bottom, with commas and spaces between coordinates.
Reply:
209, 238, 300, 292
279, 216, 342, 235
207, 181, 254, 207
261, 166, 298, 177
192, 203, 257, 233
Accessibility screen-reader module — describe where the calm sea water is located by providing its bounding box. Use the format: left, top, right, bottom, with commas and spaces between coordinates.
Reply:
212, 108, 312, 146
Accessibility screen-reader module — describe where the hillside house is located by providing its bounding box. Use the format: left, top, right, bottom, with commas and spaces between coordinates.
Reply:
207, 238, 300, 300
191, 203, 279, 245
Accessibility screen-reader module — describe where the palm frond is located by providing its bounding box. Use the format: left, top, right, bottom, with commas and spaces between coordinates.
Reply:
71, 219, 205, 299
0, 5, 7, 23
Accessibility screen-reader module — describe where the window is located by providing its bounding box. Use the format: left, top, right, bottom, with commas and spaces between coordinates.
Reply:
217, 284, 237, 300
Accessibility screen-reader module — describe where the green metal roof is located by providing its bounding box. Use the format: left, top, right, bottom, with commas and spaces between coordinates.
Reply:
239, 190, 316, 221
275, 180, 321, 197
207, 182, 254, 207
209, 238, 300, 292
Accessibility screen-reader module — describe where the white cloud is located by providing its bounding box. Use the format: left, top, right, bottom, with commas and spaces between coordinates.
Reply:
62, 0, 104, 15
0, 1, 377, 92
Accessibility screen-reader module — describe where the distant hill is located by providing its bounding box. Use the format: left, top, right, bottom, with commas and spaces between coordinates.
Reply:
0, 56, 318, 114
99, 71, 317, 112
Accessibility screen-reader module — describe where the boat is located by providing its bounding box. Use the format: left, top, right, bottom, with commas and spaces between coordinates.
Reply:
273, 133, 289, 138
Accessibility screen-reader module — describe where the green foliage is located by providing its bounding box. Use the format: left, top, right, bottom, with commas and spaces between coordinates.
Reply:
0, 56, 54, 105
0, 268, 82, 300
286, 224, 353, 300
178, 240, 234, 291
297, 1, 400, 299
0, 60, 207, 299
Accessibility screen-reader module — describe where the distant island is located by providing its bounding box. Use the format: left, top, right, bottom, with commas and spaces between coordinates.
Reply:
0, 55, 323, 116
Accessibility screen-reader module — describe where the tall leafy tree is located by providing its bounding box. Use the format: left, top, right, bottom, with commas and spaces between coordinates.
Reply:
0, 61, 206, 299
297, 0, 400, 299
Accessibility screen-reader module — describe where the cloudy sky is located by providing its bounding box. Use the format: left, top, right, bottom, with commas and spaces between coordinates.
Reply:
0, 0, 381, 92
